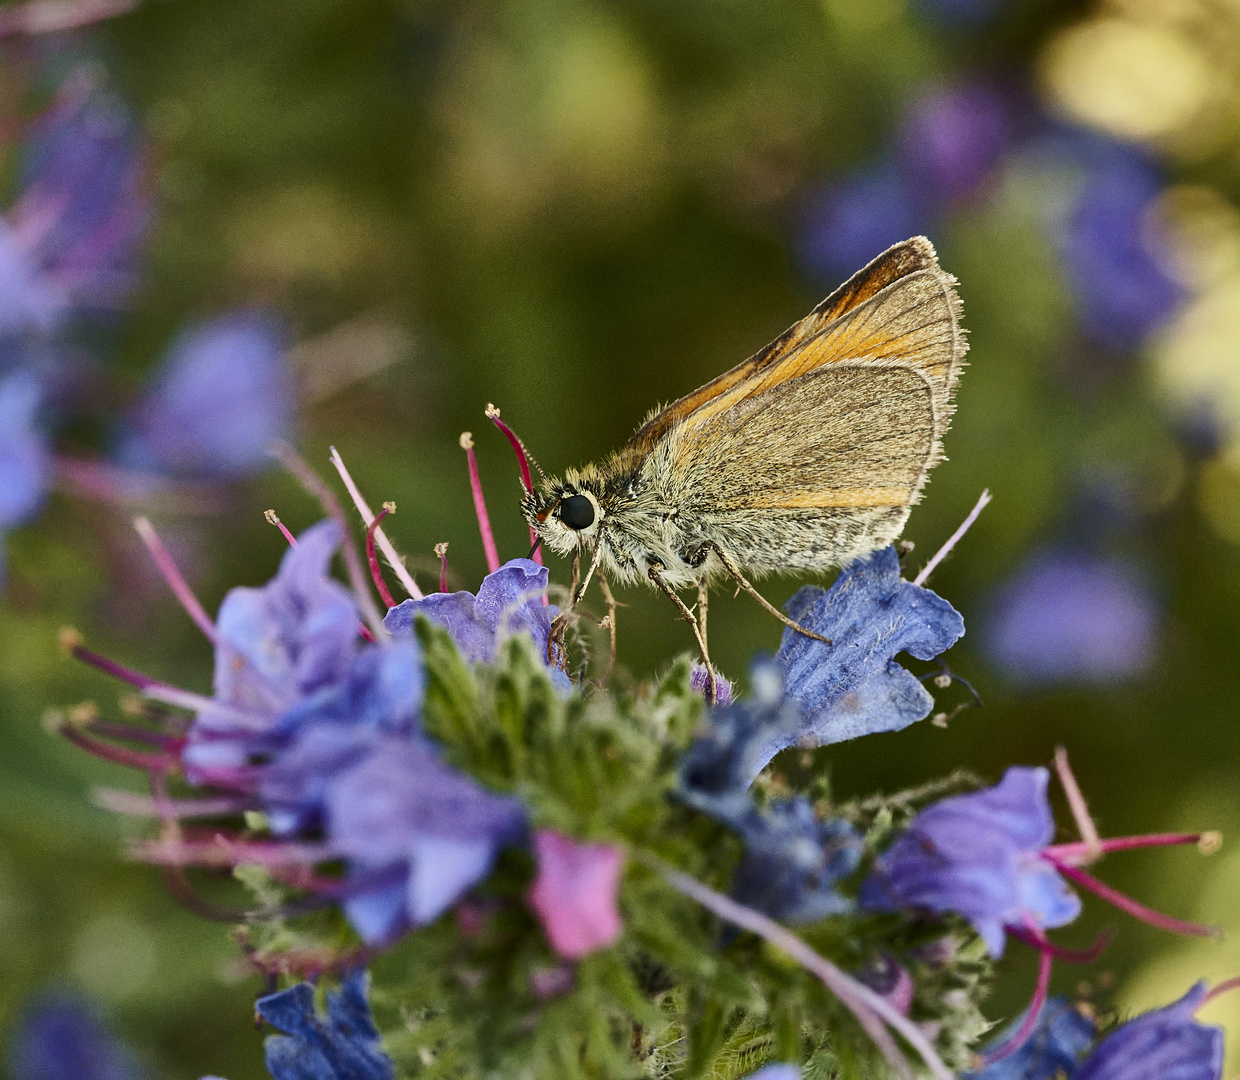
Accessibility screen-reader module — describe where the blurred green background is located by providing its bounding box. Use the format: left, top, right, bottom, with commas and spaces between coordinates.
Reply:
5, 0, 1240, 1075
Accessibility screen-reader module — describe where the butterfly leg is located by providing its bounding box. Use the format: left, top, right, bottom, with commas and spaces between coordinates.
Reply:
696, 579, 709, 656
695, 541, 832, 645
648, 559, 718, 702
598, 576, 618, 684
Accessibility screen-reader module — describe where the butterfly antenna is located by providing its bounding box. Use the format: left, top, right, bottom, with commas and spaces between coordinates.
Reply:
485, 404, 548, 490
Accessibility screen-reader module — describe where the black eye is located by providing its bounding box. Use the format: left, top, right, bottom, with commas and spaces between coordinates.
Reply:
559, 494, 595, 530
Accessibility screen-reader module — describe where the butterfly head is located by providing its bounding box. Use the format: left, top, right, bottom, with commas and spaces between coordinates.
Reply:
522, 473, 604, 558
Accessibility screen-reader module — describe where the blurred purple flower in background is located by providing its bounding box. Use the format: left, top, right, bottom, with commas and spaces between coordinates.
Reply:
4, 75, 150, 332
257, 972, 394, 1080
797, 165, 926, 283
741, 1067, 801, 1080
913, 0, 1009, 28
1075, 982, 1222, 1080
1055, 139, 1184, 351
897, 83, 1015, 208
964, 996, 1095, 1080
5, 992, 145, 1080
861, 766, 1081, 956
122, 312, 294, 478
0, 369, 51, 540
985, 548, 1159, 686
527, 829, 625, 959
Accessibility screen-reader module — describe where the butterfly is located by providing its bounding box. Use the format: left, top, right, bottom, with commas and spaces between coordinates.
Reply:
520, 236, 966, 694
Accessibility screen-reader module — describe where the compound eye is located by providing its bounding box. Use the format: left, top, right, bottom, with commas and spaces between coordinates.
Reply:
558, 494, 596, 530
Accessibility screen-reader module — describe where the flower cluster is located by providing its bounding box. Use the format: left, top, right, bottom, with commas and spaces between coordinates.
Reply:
44, 436, 1230, 1080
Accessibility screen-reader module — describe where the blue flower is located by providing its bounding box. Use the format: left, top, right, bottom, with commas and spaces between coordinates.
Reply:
1075, 983, 1222, 1080
0, 369, 51, 532
797, 165, 928, 284
6, 992, 145, 1080
742, 1068, 801, 1080
0, 221, 64, 334
324, 737, 526, 941
1051, 135, 1183, 351
729, 797, 863, 923
985, 549, 1158, 686
123, 312, 294, 478
964, 997, 1095, 1080
6, 81, 149, 329
897, 83, 1014, 208
775, 545, 965, 757
385, 558, 568, 689
258, 971, 394, 1080
860, 767, 1081, 957
183, 519, 360, 779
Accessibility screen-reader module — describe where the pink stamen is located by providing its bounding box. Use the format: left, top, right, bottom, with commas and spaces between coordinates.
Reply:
913, 489, 992, 587
365, 503, 398, 610
1045, 833, 1207, 866
264, 509, 298, 547
132, 835, 333, 868
61, 628, 159, 690
133, 517, 218, 644
435, 542, 450, 593
486, 404, 543, 566
981, 946, 1052, 1066
460, 432, 500, 573
1008, 924, 1113, 964
1054, 746, 1102, 862
1044, 854, 1220, 938
1204, 975, 1240, 1005
85, 721, 183, 751
55, 723, 180, 772
94, 789, 247, 818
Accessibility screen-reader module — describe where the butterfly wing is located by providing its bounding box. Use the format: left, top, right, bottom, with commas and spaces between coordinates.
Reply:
641, 239, 965, 573
623, 235, 950, 458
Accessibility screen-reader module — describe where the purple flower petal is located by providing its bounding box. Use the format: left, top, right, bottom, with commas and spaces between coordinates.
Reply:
258, 971, 394, 1080
0, 369, 51, 529
1075, 983, 1221, 1080
325, 737, 525, 939
385, 558, 568, 689
528, 830, 624, 959
773, 545, 965, 759
964, 996, 1095, 1080
861, 767, 1081, 957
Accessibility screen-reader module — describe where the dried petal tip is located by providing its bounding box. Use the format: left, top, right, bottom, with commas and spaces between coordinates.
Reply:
484, 403, 501, 419
434, 542, 448, 558
381, 501, 396, 514
1199, 832, 1223, 855
58, 626, 83, 652
459, 431, 474, 449
264, 509, 280, 525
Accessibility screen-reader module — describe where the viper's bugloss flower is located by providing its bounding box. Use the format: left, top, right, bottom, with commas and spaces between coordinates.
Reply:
324, 737, 525, 942
385, 557, 569, 690
183, 519, 361, 780
527, 829, 624, 959
986, 549, 1158, 686
964, 996, 1095, 1080
898, 82, 1014, 208
6, 993, 145, 1080
861, 767, 1080, 956
5, 79, 149, 330
1075, 983, 1222, 1080
730, 797, 863, 923
1056, 138, 1183, 352
797, 165, 927, 284
0, 369, 51, 539
123, 312, 294, 479
258, 972, 394, 1080
775, 545, 965, 757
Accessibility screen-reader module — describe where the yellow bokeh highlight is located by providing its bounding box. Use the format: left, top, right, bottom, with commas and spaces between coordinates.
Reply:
1041, 18, 1213, 143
